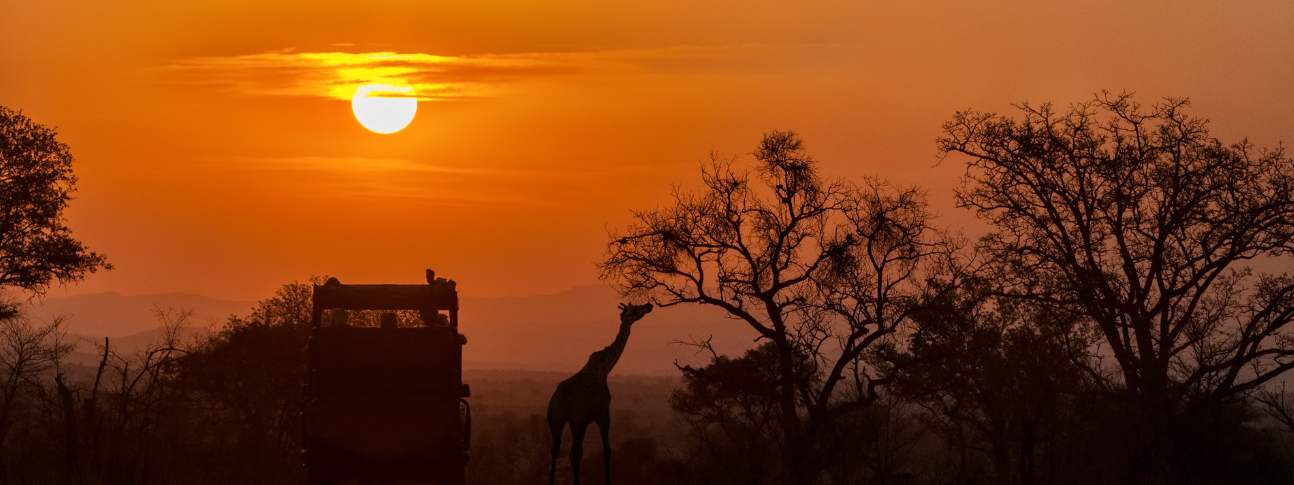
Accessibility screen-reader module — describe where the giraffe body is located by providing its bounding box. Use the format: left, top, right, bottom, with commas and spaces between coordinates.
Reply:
547, 303, 652, 485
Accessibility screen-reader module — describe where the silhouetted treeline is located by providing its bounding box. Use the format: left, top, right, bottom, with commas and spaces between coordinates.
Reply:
3, 279, 1294, 485
4, 93, 1294, 484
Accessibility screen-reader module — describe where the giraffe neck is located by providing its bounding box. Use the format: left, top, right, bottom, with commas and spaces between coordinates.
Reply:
579, 321, 633, 378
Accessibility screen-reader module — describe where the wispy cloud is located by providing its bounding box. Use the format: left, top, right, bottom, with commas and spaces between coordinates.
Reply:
196, 156, 584, 207
205, 156, 508, 175
156, 44, 845, 102
160, 50, 575, 101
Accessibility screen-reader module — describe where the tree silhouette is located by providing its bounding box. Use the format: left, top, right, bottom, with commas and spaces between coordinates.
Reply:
176, 280, 316, 476
0, 106, 109, 296
941, 92, 1294, 481
941, 92, 1294, 407
601, 131, 958, 484
669, 342, 796, 485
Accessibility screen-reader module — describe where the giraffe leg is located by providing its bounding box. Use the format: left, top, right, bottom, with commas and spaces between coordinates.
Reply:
597, 414, 612, 485
549, 419, 563, 485
570, 422, 589, 485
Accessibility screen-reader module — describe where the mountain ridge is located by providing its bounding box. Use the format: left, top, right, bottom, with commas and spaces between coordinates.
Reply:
25, 285, 757, 375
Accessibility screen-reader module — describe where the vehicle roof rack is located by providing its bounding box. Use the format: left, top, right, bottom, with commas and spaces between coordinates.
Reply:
310, 271, 459, 328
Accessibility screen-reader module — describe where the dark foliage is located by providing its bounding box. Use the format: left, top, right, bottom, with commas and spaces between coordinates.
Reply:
669, 342, 923, 485
670, 343, 792, 484
889, 279, 1091, 485
0, 106, 109, 296
172, 281, 316, 483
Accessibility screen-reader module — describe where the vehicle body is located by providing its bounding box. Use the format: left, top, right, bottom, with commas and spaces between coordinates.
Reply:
302, 276, 470, 485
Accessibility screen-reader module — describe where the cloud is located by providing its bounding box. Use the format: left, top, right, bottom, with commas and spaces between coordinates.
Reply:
196, 156, 578, 207
159, 50, 576, 101
155, 44, 848, 102
206, 156, 502, 174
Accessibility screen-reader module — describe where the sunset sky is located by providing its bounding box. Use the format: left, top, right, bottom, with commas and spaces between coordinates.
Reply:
2, 0, 1292, 301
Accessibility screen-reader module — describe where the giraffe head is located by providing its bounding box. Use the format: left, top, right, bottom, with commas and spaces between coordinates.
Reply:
618, 302, 653, 325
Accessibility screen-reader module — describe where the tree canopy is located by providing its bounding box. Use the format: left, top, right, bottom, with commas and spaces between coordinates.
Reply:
601, 131, 959, 484
0, 106, 109, 295
940, 92, 1294, 408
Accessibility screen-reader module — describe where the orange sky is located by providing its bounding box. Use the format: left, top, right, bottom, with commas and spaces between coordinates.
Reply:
2, 0, 1292, 301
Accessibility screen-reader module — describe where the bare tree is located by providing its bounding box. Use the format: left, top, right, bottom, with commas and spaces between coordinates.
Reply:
601, 131, 958, 484
0, 312, 71, 475
1254, 382, 1294, 434
940, 93, 1294, 410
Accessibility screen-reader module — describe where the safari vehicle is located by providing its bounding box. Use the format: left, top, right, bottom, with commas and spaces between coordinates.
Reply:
302, 272, 471, 485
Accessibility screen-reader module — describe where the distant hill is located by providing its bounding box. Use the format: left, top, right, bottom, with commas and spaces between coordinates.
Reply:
24, 285, 759, 376
460, 285, 757, 375
463, 369, 679, 424
21, 292, 255, 337
61, 326, 216, 368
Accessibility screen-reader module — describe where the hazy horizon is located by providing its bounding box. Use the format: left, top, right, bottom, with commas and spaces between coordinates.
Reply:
27, 283, 756, 376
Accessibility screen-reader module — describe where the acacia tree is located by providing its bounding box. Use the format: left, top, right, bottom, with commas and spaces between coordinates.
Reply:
601, 131, 957, 484
939, 93, 1294, 411
0, 106, 109, 296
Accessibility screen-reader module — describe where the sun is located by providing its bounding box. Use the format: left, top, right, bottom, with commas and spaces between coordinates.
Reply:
351, 84, 417, 134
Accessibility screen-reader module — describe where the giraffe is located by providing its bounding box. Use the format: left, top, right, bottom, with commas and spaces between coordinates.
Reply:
547, 302, 653, 485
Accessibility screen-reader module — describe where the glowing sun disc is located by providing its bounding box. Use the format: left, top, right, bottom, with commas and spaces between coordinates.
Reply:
352, 85, 417, 134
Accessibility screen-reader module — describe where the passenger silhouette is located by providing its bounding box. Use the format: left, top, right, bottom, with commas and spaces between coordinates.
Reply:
420, 309, 450, 327
324, 308, 349, 327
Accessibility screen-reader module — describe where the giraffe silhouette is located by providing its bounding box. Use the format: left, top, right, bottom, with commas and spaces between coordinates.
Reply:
547, 302, 653, 485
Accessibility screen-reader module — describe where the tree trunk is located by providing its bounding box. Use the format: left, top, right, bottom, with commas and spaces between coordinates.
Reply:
56, 374, 80, 469
1018, 423, 1036, 485
992, 442, 1011, 485
774, 337, 806, 485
